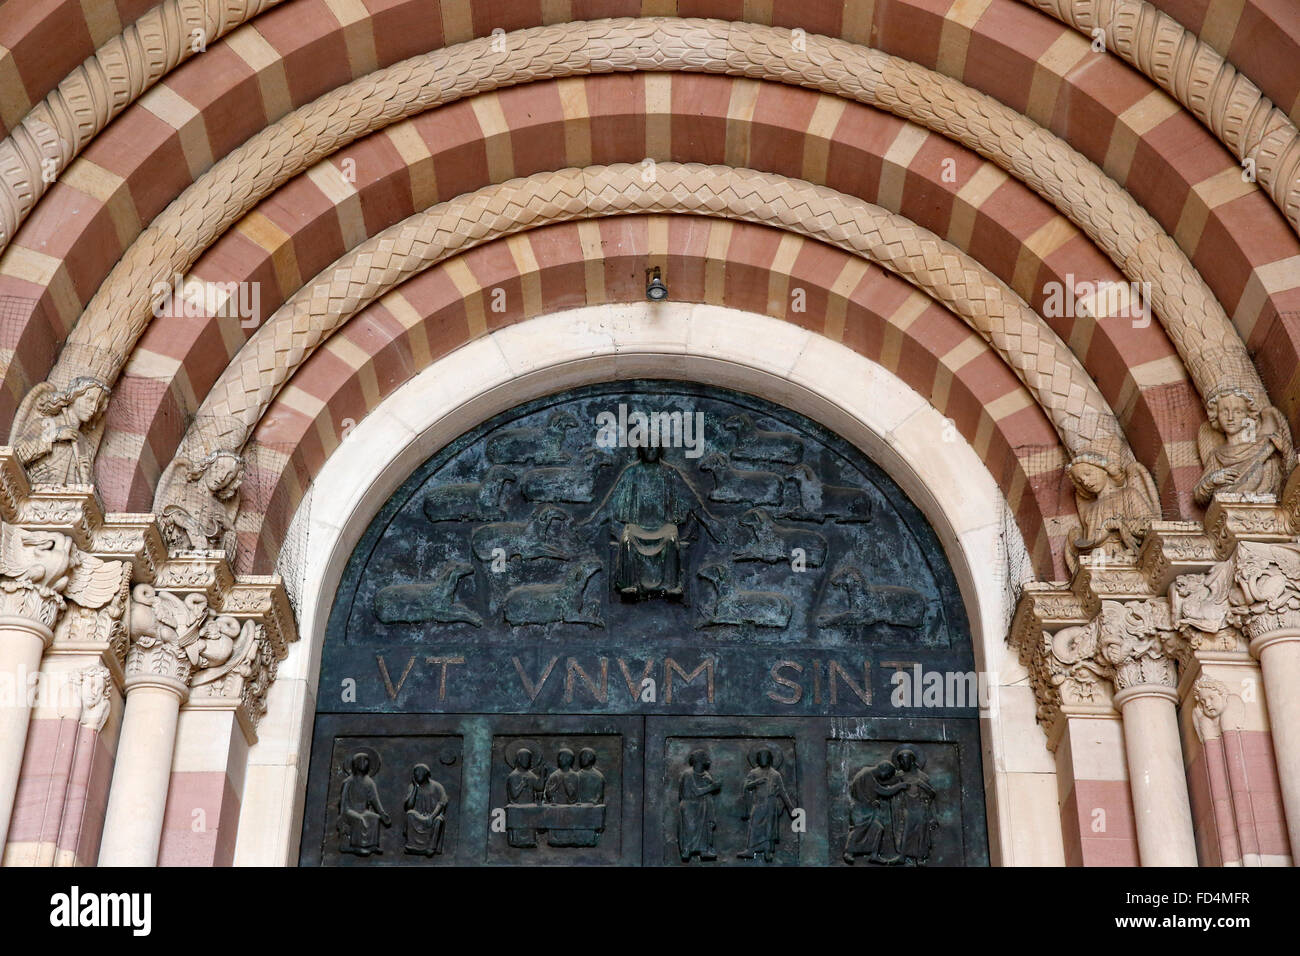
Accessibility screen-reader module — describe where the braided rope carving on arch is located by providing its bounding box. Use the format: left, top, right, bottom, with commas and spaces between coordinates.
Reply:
159, 162, 1132, 500
1023, 0, 1300, 234
34, 17, 1262, 415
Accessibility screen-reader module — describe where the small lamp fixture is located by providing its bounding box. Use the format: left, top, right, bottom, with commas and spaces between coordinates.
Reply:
645, 266, 669, 302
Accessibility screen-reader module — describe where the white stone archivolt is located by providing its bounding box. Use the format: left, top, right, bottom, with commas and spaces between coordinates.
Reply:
234, 303, 1064, 867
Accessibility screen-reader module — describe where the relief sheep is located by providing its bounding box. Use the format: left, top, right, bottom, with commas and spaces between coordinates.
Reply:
732, 508, 827, 567
723, 413, 804, 464
422, 465, 516, 522
520, 448, 613, 503
695, 563, 793, 629
374, 561, 483, 626
780, 464, 874, 523
486, 410, 580, 465
816, 566, 925, 629
502, 561, 605, 627
698, 453, 784, 507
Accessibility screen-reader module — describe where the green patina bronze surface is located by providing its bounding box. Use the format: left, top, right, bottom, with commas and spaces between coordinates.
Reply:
302, 382, 989, 866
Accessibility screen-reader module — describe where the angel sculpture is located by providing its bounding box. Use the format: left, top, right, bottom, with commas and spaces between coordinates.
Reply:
1066, 451, 1161, 570
156, 449, 244, 557
0, 526, 123, 610
10, 378, 111, 485
1194, 386, 1294, 504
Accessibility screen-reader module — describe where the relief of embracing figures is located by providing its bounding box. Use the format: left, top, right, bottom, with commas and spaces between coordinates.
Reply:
843, 744, 939, 866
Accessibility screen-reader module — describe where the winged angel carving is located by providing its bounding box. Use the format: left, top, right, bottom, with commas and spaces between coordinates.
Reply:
9, 378, 111, 485
1194, 385, 1294, 504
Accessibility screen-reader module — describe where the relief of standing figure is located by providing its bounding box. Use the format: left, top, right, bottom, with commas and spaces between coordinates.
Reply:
738, 747, 795, 862
677, 749, 721, 862
505, 746, 547, 848
402, 763, 449, 856
890, 745, 938, 866
338, 751, 391, 856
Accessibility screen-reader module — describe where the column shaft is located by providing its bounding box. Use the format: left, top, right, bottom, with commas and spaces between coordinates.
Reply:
97, 681, 186, 866
1116, 685, 1198, 866
1253, 631, 1300, 855
0, 620, 52, 843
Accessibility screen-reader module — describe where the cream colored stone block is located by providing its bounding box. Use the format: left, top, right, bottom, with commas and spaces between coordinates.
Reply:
1003, 771, 1067, 866
1062, 714, 1129, 781
233, 763, 304, 866
995, 685, 1056, 774
171, 708, 243, 772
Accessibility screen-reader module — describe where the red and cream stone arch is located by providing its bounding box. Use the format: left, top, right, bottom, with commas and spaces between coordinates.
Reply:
0, 0, 1296, 868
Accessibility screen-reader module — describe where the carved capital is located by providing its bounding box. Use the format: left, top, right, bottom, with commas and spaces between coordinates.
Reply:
124, 583, 204, 694
125, 559, 295, 738
1095, 599, 1179, 692
1011, 583, 1112, 732
1168, 560, 1247, 660
0, 525, 128, 646
1229, 540, 1300, 641
189, 620, 278, 737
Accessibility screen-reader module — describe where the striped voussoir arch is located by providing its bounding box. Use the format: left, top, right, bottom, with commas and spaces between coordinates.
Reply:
91, 76, 1202, 523
0, 4, 1296, 426
0, 1, 1291, 589
228, 214, 1074, 578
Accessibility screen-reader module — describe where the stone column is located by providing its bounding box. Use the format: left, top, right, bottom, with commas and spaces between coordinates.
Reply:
98, 585, 202, 866
1096, 600, 1198, 866
158, 619, 276, 866
0, 526, 122, 845
1011, 588, 1141, 866
0, 567, 64, 844
1231, 541, 1300, 855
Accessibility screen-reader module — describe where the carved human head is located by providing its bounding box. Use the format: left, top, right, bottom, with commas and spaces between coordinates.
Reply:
637, 443, 661, 463
688, 749, 710, 771
578, 748, 597, 769
514, 747, 533, 769
1192, 676, 1227, 719
1068, 454, 1122, 497
892, 744, 923, 772
556, 748, 575, 769
754, 748, 773, 768
351, 753, 370, 776
873, 760, 897, 781
1206, 386, 1261, 437
45, 377, 110, 426
412, 763, 431, 784
202, 451, 244, 498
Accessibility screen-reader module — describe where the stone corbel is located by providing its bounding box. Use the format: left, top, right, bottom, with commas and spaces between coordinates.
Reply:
1010, 582, 1112, 743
